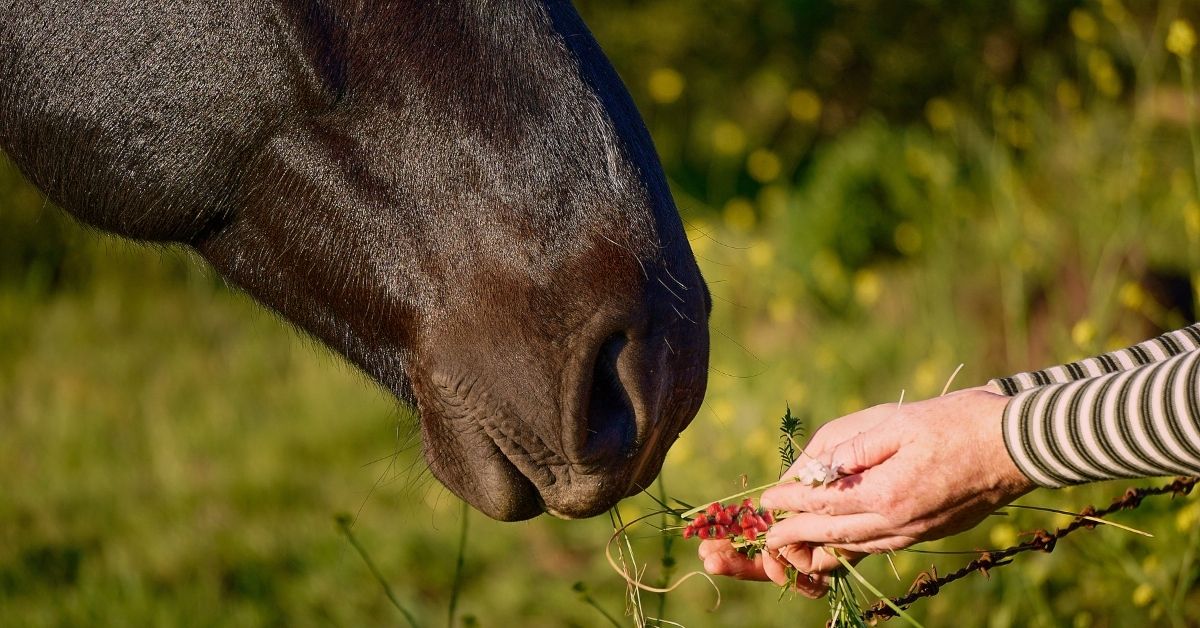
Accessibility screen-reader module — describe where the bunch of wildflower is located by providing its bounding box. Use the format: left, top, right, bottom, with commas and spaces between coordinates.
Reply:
681, 499, 776, 554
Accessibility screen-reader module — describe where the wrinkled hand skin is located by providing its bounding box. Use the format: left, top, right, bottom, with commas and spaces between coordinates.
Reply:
697, 538, 847, 598
701, 385, 1036, 598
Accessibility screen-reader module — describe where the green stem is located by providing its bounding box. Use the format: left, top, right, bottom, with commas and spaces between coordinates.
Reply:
680, 478, 791, 518
580, 592, 623, 628
656, 474, 674, 621
447, 500, 470, 628
832, 551, 925, 628
335, 514, 421, 628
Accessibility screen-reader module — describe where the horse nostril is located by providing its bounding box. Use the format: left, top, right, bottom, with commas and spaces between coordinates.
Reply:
583, 332, 637, 460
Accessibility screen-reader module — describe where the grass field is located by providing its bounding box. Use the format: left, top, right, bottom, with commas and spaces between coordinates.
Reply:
4, 2, 1200, 626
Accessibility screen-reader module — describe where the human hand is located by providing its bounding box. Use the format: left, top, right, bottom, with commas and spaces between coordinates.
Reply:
697, 394, 898, 596
697, 538, 850, 598
761, 388, 1034, 554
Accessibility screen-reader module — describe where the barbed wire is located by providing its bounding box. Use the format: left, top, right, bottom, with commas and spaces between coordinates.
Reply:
862, 476, 1200, 623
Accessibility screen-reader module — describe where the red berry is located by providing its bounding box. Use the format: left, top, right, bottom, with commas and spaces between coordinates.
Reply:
744, 528, 758, 541
698, 527, 710, 539
707, 502, 721, 515
683, 527, 694, 539
715, 525, 728, 538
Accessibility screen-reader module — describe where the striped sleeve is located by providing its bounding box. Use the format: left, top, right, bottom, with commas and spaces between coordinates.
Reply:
1001, 347, 1200, 487
990, 323, 1200, 395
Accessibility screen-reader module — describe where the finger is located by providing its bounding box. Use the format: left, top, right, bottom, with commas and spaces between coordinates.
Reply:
775, 543, 815, 573
701, 552, 768, 581
697, 539, 732, 561
760, 480, 874, 515
766, 512, 893, 549
827, 427, 902, 476
770, 547, 831, 599
761, 549, 792, 587
775, 543, 833, 574
792, 570, 830, 599
795, 546, 875, 575
779, 407, 889, 478
700, 543, 771, 581
826, 536, 918, 554
780, 544, 844, 575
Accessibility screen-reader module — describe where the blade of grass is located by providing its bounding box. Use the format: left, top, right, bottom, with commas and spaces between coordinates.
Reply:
831, 551, 924, 628
573, 582, 624, 628
940, 363, 965, 396
447, 500, 469, 628
656, 475, 676, 621
335, 514, 421, 628
1002, 504, 1153, 537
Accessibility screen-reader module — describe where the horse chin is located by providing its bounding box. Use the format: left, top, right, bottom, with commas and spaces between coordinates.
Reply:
426, 445, 545, 522
429, 441, 650, 522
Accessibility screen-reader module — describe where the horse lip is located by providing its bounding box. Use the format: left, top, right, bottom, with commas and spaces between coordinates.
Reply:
538, 498, 579, 520
472, 457, 543, 522
534, 427, 673, 520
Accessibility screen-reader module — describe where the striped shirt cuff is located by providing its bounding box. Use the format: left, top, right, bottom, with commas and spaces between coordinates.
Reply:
990, 323, 1200, 395
1001, 348, 1200, 487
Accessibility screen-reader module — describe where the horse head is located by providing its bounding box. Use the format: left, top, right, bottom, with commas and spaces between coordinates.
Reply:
0, 0, 710, 520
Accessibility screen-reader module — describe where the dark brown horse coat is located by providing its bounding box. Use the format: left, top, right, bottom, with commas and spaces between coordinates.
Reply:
0, 0, 710, 520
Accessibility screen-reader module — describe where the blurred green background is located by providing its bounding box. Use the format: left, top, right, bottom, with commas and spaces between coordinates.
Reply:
4, 0, 1200, 625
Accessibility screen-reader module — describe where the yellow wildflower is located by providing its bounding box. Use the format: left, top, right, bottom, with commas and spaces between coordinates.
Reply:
711, 121, 746, 155
1168, 19, 1196, 58
788, 89, 822, 124
1131, 583, 1154, 607
722, 198, 756, 232
746, 149, 782, 183
1071, 319, 1097, 348
647, 68, 685, 104
924, 98, 955, 132
1070, 10, 1099, 43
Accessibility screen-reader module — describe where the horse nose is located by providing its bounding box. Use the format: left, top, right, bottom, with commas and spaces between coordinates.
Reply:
540, 284, 707, 518
566, 310, 693, 467
575, 331, 641, 463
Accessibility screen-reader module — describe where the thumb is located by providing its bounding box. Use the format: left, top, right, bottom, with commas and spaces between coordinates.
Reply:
827, 427, 902, 476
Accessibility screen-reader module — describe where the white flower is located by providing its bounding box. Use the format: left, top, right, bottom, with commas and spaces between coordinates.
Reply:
795, 459, 830, 486
794, 459, 846, 487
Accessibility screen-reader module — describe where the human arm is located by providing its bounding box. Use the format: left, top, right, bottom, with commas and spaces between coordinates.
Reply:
761, 346, 1200, 558
702, 325, 1200, 593
1003, 345, 1200, 486
992, 323, 1200, 394
697, 401, 908, 594
760, 388, 1032, 554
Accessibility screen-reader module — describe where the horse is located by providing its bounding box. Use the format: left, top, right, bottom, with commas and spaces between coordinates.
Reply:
0, 0, 710, 521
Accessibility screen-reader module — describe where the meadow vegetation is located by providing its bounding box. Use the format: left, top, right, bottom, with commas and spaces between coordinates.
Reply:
3, 1, 1200, 625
